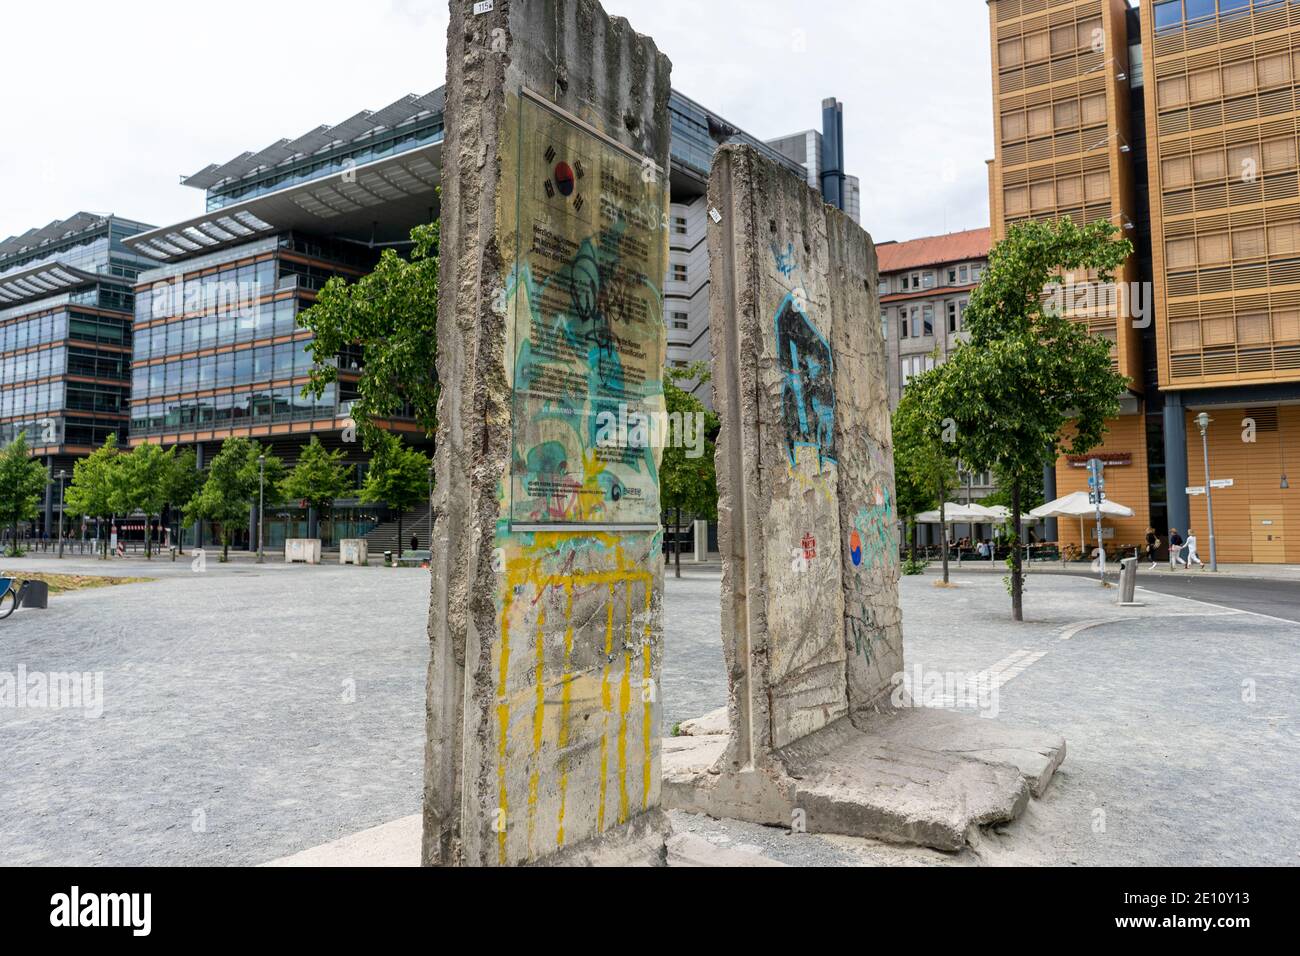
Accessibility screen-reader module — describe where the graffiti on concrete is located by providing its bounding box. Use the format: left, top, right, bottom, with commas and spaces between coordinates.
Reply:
506, 93, 667, 527
848, 483, 898, 570
771, 241, 797, 278
775, 292, 836, 470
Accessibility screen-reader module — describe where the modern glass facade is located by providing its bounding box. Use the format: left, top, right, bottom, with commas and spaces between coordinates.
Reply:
0, 215, 153, 459
128, 234, 372, 442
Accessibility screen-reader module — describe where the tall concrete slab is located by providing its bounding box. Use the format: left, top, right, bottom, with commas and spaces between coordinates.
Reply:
708, 143, 902, 771
426, 0, 672, 866
661, 144, 1065, 850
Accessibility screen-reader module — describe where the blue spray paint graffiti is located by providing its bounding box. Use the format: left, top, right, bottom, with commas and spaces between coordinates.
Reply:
775, 292, 836, 469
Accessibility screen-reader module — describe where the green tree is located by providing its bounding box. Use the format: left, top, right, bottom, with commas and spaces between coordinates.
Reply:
0, 434, 49, 557
931, 218, 1131, 621
892, 367, 959, 582
186, 438, 284, 562
115, 443, 180, 558
297, 221, 440, 446
358, 430, 431, 557
661, 364, 719, 579
280, 436, 355, 540
65, 433, 125, 559
164, 448, 202, 553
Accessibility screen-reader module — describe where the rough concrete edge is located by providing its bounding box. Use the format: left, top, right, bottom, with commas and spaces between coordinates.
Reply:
675, 706, 729, 736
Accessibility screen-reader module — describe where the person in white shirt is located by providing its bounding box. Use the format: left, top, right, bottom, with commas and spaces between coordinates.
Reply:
1183, 529, 1205, 570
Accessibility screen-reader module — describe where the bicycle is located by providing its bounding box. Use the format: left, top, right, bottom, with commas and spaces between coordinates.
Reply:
0, 577, 27, 620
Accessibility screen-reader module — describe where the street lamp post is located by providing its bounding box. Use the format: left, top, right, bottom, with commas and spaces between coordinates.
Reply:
56, 469, 67, 559
256, 454, 266, 564
1195, 412, 1218, 573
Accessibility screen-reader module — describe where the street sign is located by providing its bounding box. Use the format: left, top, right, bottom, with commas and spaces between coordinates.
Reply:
1186, 486, 1206, 496
1210, 478, 1234, 489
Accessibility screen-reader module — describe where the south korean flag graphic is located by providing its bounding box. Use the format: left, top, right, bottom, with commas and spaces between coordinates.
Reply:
542, 144, 586, 213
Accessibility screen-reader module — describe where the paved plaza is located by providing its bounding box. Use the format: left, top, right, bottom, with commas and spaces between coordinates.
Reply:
0, 553, 1296, 865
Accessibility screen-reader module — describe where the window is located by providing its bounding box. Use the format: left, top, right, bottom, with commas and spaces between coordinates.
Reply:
1184, 0, 1215, 25
947, 269, 957, 285
947, 302, 958, 334
959, 265, 969, 283
672, 216, 688, 236
881, 314, 888, 340
922, 272, 935, 290
672, 263, 688, 282
899, 309, 909, 339
923, 306, 934, 337
911, 309, 921, 339
1154, 0, 1182, 34
670, 311, 689, 330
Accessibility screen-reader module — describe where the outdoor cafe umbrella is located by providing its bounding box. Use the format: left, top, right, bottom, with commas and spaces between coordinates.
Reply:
1029, 491, 1135, 551
914, 502, 995, 524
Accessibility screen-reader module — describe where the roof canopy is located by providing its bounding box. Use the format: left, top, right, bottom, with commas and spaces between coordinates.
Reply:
181, 89, 444, 192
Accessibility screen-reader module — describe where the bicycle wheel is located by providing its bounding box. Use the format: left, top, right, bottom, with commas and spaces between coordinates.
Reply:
0, 588, 16, 620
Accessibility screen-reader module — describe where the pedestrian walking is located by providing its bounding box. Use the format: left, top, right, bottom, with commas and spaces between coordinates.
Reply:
1184, 529, 1205, 570
1168, 528, 1185, 569
1145, 527, 1159, 571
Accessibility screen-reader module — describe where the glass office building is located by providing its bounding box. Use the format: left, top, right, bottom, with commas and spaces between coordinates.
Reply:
0, 212, 154, 538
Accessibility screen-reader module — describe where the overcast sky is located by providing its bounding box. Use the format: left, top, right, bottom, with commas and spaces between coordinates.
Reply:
0, 0, 993, 246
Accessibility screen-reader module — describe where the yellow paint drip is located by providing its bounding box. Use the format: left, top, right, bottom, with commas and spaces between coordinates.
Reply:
555, 584, 574, 848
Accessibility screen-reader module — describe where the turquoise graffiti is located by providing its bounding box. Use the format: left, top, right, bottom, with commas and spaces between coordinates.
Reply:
775, 291, 836, 469
848, 484, 897, 569
507, 211, 665, 523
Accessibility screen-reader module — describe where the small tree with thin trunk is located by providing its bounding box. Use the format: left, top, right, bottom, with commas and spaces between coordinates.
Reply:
0, 433, 49, 557
185, 438, 284, 562
116, 443, 178, 558
65, 433, 125, 559
930, 218, 1130, 621
164, 448, 201, 553
893, 368, 959, 582
280, 436, 355, 542
359, 430, 431, 557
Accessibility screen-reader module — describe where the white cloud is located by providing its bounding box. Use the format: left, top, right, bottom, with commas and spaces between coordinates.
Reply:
0, 0, 992, 246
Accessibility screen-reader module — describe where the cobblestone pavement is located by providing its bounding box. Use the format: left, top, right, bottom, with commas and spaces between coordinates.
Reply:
1, 556, 1295, 865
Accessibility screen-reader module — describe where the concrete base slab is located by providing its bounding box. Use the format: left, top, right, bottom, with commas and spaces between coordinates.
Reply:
661, 710, 1065, 852
850, 707, 1067, 798
676, 706, 728, 736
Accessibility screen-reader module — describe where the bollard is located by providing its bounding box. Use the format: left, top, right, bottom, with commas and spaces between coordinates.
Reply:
1118, 556, 1142, 607
20, 580, 49, 609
